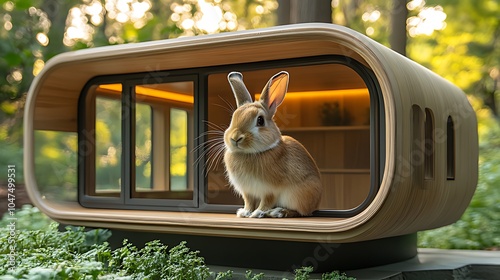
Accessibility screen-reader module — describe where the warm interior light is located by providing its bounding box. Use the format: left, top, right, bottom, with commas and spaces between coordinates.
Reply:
98, 84, 194, 104
254, 88, 369, 100
98, 84, 367, 104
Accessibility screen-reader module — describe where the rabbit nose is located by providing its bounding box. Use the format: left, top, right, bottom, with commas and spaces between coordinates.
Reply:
231, 135, 244, 147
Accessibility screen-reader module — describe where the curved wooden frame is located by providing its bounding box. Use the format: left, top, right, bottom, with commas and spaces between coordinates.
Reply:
24, 23, 478, 243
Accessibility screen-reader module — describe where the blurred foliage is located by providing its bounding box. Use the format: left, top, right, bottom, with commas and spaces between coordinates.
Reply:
0, 0, 499, 251
407, 0, 500, 117
0, 204, 53, 230
0, 141, 23, 181
33, 130, 78, 201
332, 0, 499, 117
332, 0, 392, 46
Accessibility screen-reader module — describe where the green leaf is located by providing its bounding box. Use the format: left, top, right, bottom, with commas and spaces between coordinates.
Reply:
3, 53, 22, 67
13, 0, 33, 10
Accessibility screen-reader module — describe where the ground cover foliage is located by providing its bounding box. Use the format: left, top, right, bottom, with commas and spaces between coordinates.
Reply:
0, 205, 355, 279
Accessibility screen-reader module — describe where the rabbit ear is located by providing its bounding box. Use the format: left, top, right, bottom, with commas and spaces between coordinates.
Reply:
259, 71, 289, 116
228, 72, 252, 107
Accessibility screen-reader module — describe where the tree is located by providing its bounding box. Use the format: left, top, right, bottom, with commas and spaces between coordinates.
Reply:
389, 0, 408, 56
407, 0, 500, 119
277, 0, 332, 25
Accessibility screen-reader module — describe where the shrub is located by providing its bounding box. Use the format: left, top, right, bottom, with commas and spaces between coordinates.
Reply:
0, 206, 356, 279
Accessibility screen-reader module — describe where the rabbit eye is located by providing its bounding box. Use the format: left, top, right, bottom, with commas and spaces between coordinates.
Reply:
256, 115, 265, 127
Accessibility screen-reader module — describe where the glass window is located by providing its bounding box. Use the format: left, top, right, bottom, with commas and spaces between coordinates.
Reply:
131, 81, 194, 200
80, 83, 123, 199
81, 80, 195, 204
95, 96, 122, 196
135, 103, 152, 191
78, 58, 381, 215
206, 63, 374, 211
170, 108, 189, 191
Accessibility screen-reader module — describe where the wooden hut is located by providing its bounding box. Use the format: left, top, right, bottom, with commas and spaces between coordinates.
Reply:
24, 23, 478, 270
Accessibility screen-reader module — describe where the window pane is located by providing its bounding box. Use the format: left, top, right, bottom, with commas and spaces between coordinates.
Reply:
170, 108, 188, 191
80, 83, 123, 199
135, 103, 152, 190
95, 96, 122, 195
131, 81, 193, 200
206, 63, 372, 210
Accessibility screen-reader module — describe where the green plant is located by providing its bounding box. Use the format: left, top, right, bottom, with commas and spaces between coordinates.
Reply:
107, 240, 210, 279
321, 271, 356, 280
294, 266, 314, 280
0, 223, 111, 278
245, 270, 265, 280
215, 270, 233, 280
0, 204, 53, 231
0, 207, 356, 279
292, 267, 355, 280
0, 224, 210, 279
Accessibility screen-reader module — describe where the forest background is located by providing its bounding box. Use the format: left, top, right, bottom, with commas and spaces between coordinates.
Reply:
0, 0, 499, 250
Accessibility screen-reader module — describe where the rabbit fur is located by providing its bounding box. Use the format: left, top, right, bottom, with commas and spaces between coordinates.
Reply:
223, 71, 322, 218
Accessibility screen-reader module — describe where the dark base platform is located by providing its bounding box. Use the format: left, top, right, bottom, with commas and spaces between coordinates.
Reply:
107, 229, 417, 272
208, 248, 500, 279
346, 248, 500, 280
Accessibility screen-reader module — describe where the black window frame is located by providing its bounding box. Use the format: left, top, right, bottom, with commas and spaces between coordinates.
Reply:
78, 73, 200, 210
78, 55, 385, 217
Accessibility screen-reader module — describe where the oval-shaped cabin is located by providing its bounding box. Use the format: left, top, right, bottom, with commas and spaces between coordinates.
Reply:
24, 23, 478, 270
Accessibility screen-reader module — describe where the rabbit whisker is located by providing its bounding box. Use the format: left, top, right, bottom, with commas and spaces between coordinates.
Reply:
206, 146, 225, 176
213, 103, 234, 115
192, 136, 224, 153
217, 95, 236, 113
203, 121, 228, 132
193, 141, 218, 166
192, 119, 228, 175
195, 130, 224, 141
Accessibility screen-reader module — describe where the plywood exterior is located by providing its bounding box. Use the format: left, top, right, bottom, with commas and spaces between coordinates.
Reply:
24, 23, 478, 243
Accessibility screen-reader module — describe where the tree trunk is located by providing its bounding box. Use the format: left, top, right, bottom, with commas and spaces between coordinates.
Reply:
389, 0, 408, 56
278, 0, 332, 25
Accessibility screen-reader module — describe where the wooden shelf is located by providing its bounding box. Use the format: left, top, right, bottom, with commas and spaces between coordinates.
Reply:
320, 168, 370, 174
281, 125, 369, 132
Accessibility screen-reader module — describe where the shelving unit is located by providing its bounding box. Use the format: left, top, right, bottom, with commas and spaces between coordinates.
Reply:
282, 125, 371, 210
281, 125, 370, 132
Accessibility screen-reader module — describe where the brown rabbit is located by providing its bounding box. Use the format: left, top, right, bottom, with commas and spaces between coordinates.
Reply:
223, 71, 322, 218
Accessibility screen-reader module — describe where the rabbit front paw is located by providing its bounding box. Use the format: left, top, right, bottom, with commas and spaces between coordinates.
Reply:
267, 207, 300, 218
236, 208, 252, 218
267, 207, 286, 218
249, 209, 267, 218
